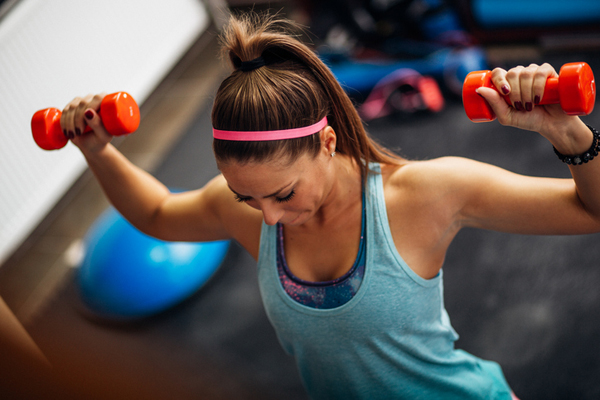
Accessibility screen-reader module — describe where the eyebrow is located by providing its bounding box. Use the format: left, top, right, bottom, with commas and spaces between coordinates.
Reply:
228, 182, 293, 199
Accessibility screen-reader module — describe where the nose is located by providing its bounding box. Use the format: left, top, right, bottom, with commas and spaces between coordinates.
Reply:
261, 203, 285, 226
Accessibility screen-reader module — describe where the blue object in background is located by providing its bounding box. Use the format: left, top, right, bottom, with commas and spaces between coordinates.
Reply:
418, 0, 469, 44
323, 46, 487, 96
78, 207, 230, 319
473, 0, 600, 28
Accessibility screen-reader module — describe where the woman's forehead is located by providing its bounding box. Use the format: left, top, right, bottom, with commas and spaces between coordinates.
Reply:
219, 151, 313, 173
220, 154, 312, 195
222, 161, 294, 193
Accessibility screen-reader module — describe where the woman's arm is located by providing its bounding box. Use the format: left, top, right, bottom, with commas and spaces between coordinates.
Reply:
60, 94, 261, 250
427, 157, 600, 235
460, 63, 600, 233
82, 143, 231, 241
0, 296, 49, 367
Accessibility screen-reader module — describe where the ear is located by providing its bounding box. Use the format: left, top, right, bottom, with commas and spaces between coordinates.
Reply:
319, 126, 337, 156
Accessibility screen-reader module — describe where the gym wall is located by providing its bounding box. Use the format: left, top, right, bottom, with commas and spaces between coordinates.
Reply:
0, 0, 210, 266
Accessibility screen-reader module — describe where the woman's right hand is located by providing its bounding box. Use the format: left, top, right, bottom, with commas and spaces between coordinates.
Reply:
60, 93, 112, 153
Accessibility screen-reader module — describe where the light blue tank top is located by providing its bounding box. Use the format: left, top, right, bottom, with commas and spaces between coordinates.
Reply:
257, 163, 513, 400
275, 189, 366, 309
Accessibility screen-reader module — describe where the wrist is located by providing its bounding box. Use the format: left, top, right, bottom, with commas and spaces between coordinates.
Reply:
545, 118, 593, 155
81, 142, 113, 164
553, 124, 600, 165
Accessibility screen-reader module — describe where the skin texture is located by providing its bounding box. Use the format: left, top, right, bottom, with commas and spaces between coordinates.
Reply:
58, 64, 600, 283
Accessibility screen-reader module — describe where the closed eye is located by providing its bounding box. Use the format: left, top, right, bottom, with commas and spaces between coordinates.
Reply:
234, 194, 251, 203
275, 189, 295, 203
231, 187, 295, 204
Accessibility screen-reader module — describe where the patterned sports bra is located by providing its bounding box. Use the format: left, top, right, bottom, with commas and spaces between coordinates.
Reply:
276, 191, 366, 309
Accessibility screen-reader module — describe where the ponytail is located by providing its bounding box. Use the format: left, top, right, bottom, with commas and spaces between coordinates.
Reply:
212, 12, 402, 178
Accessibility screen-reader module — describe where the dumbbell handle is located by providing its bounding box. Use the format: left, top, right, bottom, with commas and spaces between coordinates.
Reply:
31, 92, 140, 150
463, 62, 596, 122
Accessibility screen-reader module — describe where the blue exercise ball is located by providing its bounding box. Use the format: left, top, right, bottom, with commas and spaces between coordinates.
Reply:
78, 207, 230, 319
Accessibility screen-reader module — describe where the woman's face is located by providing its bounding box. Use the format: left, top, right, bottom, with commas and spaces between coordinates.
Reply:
220, 150, 334, 226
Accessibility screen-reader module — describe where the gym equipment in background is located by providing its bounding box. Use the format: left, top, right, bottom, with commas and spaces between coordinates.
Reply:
31, 92, 140, 150
307, 0, 485, 120
471, 0, 600, 29
358, 68, 444, 121
78, 207, 230, 319
323, 46, 488, 99
463, 62, 596, 122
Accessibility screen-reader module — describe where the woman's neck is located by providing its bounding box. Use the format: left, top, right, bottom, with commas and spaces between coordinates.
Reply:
308, 155, 363, 228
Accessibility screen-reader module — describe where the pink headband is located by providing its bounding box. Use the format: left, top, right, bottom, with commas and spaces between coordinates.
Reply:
213, 117, 328, 141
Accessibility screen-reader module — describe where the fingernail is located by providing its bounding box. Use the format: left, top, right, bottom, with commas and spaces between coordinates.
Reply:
85, 110, 94, 120
75, 128, 81, 136
525, 102, 532, 111
534, 95, 540, 105
514, 101, 523, 111
63, 129, 68, 138
69, 131, 75, 139
501, 85, 510, 95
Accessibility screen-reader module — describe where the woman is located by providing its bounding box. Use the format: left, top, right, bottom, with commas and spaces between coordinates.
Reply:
60, 13, 600, 400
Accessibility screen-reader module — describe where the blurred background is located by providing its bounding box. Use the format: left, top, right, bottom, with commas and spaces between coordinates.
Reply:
1, 0, 600, 398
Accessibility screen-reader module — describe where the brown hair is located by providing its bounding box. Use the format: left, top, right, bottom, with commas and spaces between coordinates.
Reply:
211, 12, 402, 179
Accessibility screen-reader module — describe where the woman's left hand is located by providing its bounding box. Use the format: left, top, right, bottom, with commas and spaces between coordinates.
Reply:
476, 63, 592, 155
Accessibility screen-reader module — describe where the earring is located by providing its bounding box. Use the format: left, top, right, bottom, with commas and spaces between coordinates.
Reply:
331, 151, 336, 157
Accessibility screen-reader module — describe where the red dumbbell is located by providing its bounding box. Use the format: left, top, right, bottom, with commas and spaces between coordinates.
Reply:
31, 92, 140, 150
463, 62, 596, 122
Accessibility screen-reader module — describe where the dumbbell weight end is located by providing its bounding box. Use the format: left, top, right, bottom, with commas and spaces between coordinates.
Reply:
31, 108, 67, 150
31, 92, 140, 150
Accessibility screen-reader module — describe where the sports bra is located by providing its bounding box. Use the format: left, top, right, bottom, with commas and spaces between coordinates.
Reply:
275, 191, 366, 309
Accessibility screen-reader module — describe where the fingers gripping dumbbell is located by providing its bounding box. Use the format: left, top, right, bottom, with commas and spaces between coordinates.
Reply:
31, 92, 140, 150
463, 62, 596, 122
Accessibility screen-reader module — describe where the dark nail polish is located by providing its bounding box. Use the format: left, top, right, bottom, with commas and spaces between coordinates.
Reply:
85, 110, 93, 120
75, 128, 81, 136
69, 131, 75, 139
534, 95, 540, 105
514, 101, 523, 111
501, 85, 510, 95
525, 102, 532, 111
63, 129, 68, 138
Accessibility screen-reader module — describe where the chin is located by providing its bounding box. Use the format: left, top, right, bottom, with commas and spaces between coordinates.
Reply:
283, 211, 309, 226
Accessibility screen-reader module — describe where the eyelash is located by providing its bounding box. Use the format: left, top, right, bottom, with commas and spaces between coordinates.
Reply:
234, 189, 296, 204
275, 189, 295, 203
234, 194, 250, 203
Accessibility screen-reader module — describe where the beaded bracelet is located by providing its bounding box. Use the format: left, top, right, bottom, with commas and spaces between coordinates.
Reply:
553, 124, 600, 165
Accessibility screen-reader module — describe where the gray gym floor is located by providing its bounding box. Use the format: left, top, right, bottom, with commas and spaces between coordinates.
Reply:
17, 40, 600, 400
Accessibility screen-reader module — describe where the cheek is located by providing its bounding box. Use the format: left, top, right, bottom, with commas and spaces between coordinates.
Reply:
292, 193, 319, 211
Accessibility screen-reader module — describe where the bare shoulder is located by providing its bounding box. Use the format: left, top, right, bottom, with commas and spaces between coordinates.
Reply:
380, 156, 500, 226
381, 156, 485, 192
152, 174, 263, 260
203, 175, 263, 258
377, 158, 484, 278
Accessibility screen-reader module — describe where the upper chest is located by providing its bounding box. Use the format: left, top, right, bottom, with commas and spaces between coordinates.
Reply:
282, 166, 459, 282
282, 202, 364, 282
